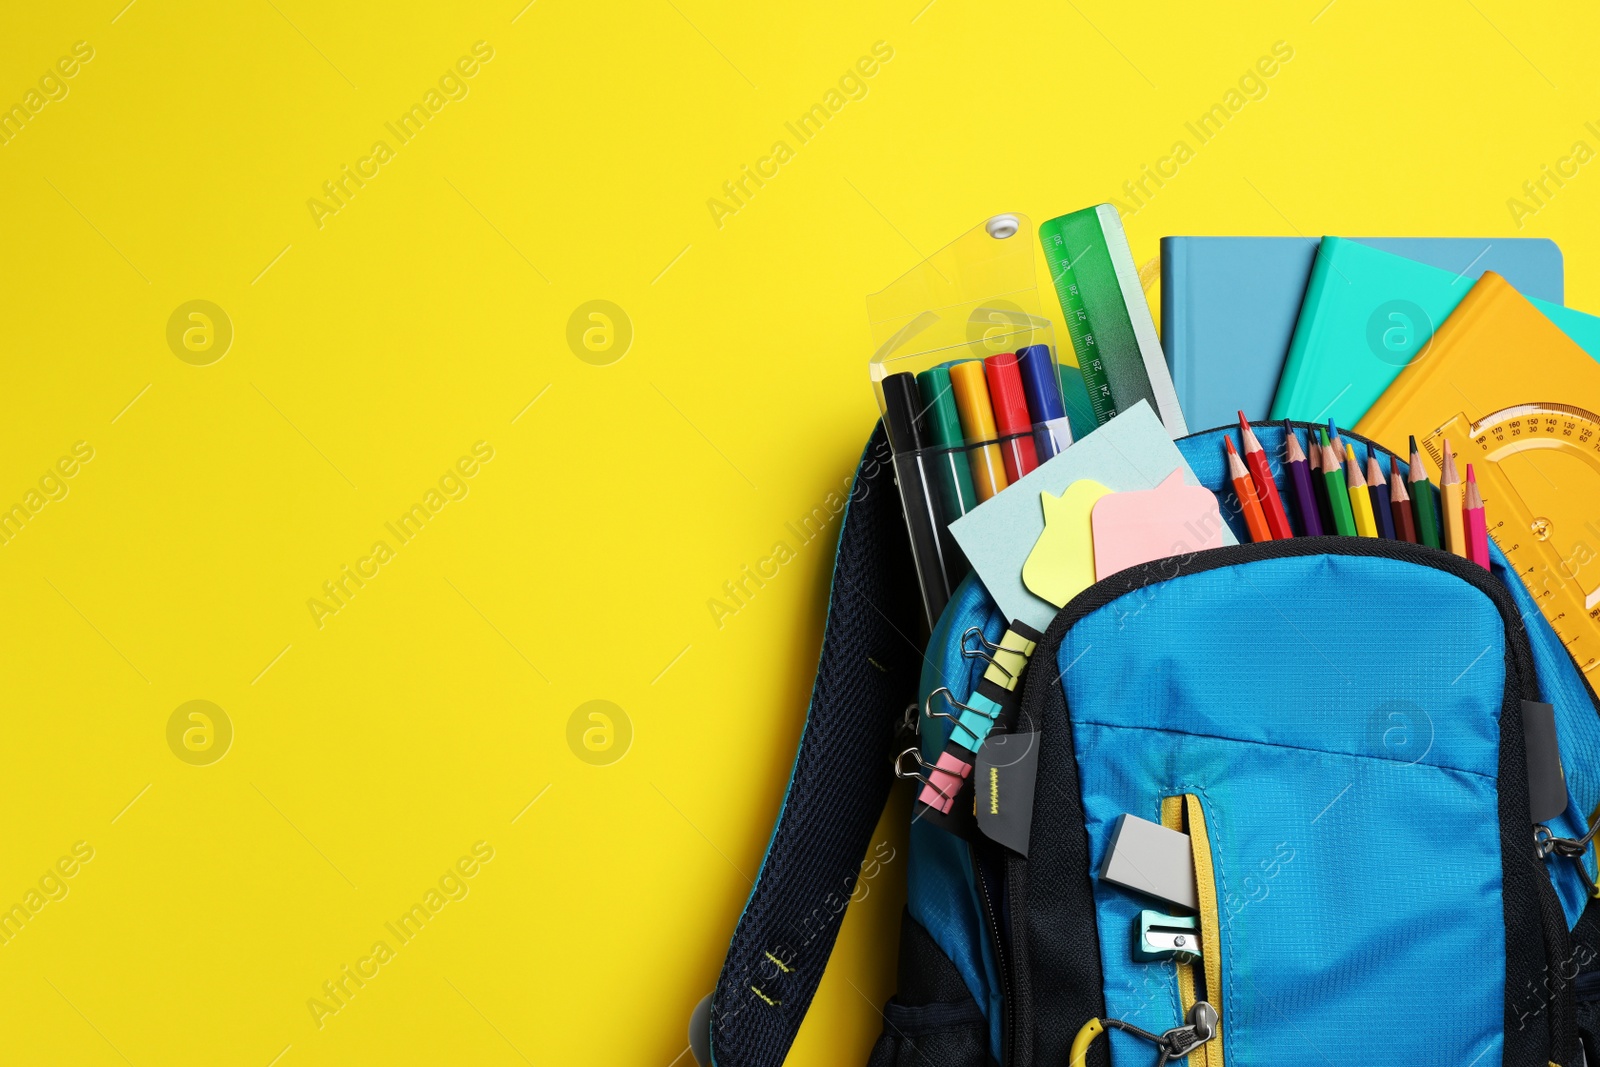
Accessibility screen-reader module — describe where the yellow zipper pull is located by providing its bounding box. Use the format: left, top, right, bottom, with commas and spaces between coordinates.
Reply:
1070, 1002, 1218, 1067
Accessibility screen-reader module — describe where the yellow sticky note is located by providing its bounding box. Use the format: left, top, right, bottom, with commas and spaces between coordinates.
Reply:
1022, 480, 1112, 608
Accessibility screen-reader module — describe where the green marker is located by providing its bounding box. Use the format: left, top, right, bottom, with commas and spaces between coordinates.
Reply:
917, 366, 976, 590
1408, 435, 1443, 549
1320, 429, 1357, 536
1038, 204, 1187, 437
918, 367, 979, 524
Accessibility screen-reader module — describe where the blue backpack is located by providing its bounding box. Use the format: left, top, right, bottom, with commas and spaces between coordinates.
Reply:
699, 421, 1600, 1067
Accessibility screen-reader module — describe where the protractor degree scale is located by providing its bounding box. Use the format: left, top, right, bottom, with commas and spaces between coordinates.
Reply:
1423, 403, 1600, 674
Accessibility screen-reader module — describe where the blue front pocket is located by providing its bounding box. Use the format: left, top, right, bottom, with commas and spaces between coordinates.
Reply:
1047, 546, 1547, 1067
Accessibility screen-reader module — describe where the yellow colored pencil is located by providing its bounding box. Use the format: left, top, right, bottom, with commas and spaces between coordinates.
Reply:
1344, 444, 1378, 537
1440, 439, 1467, 558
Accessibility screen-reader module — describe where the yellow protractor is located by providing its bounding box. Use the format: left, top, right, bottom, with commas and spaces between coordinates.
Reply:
1423, 404, 1600, 674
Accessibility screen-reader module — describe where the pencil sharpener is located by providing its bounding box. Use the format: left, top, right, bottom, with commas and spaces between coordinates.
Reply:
1135, 910, 1201, 962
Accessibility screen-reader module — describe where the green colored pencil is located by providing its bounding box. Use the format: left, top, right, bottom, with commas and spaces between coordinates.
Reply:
1408, 435, 1442, 549
1320, 430, 1357, 536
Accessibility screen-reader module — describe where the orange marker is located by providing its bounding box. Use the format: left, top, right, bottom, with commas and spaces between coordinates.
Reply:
1225, 437, 1272, 542
1238, 414, 1292, 539
948, 361, 1010, 501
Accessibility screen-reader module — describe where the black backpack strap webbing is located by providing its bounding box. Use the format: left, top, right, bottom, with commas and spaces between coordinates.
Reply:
708, 422, 923, 1066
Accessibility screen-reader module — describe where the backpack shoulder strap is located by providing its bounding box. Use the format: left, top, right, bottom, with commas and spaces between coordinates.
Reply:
707, 422, 923, 1067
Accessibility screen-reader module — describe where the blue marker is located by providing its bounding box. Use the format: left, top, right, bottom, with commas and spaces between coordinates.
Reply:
1016, 344, 1074, 461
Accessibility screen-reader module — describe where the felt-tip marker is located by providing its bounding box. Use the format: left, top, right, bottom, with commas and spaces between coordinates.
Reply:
1016, 344, 1074, 462
984, 352, 1040, 482
949, 361, 1010, 501
882, 372, 955, 628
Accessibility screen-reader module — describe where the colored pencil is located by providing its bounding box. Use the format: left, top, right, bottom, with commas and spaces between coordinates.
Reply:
1389, 462, 1417, 543
1239, 413, 1292, 539
1365, 450, 1396, 540
1320, 430, 1357, 536
1226, 436, 1273, 542
1440, 439, 1467, 558
1408, 435, 1442, 549
1327, 419, 1344, 458
1465, 463, 1491, 569
1344, 444, 1379, 537
1305, 424, 1335, 535
1282, 423, 1322, 537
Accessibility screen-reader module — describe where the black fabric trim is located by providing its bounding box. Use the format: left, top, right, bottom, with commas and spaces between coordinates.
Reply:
882, 999, 987, 1031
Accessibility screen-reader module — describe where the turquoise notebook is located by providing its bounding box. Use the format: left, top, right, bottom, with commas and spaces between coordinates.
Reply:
1270, 237, 1593, 424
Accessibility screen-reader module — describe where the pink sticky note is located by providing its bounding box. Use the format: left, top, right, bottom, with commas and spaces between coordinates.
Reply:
1090, 470, 1227, 580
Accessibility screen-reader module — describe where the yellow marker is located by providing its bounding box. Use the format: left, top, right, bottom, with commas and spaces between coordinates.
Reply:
1343, 444, 1378, 538
1021, 480, 1112, 608
1440, 439, 1467, 557
949, 360, 1009, 501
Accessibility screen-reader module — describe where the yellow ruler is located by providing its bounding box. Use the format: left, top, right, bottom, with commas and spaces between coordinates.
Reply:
1423, 403, 1600, 674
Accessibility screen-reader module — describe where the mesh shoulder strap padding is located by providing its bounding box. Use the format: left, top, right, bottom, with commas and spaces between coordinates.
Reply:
709, 423, 923, 1067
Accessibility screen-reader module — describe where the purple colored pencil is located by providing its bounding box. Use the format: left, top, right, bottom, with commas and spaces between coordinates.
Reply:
1282, 421, 1322, 536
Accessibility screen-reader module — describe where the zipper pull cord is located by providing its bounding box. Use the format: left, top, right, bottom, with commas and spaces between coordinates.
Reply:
1535, 813, 1600, 896
1070, 1002, 1218, 1067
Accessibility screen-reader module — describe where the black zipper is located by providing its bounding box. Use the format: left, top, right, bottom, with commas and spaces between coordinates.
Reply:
971, 840, 1012, 1065
1004, 534, 1574, 1066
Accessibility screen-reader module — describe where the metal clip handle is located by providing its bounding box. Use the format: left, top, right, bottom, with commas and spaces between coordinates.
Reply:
924, 686, 986, 726
959, 627, 1015, 683
892, 747, 957, 803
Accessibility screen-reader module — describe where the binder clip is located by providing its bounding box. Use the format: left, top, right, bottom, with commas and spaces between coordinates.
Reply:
893, 747, 960, 807
925, 685, 1003, 756
960, 627, 1016, 684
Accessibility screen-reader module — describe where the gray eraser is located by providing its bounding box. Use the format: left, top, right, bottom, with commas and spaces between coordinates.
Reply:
1098, 813, 1197, 912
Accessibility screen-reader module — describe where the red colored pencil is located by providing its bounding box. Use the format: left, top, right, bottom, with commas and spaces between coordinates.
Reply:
1239, 414, 1292, 539
1226, 436, 1272, 543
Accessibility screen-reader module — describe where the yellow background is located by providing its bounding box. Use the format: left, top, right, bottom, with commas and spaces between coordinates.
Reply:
1, 1, 1597, 1063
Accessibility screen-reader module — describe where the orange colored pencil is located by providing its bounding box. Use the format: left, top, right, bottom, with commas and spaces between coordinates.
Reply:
1226, 436, 1272, 542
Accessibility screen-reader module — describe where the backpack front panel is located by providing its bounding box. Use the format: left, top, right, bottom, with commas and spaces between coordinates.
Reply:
1054, 550, 1521, 1066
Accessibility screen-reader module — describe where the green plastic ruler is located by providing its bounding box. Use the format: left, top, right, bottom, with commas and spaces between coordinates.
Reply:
1039, 205, 1187, 436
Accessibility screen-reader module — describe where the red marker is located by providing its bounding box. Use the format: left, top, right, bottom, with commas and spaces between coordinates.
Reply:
985, 353, 1039, 482
1239, 414, 1292, 539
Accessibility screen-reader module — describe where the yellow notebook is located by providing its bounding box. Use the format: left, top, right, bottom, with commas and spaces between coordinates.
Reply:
1358, 271, 1600, 674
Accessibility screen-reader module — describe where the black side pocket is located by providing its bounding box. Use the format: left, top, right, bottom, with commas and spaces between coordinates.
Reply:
1571, 900, 1600, 1065
866, 909, 991, 1067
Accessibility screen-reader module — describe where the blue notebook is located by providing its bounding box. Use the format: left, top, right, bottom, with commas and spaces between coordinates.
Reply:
1160, 236, 1564, 431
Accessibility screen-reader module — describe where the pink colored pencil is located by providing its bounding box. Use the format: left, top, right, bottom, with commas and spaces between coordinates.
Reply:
1465, 463, 1490, 569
